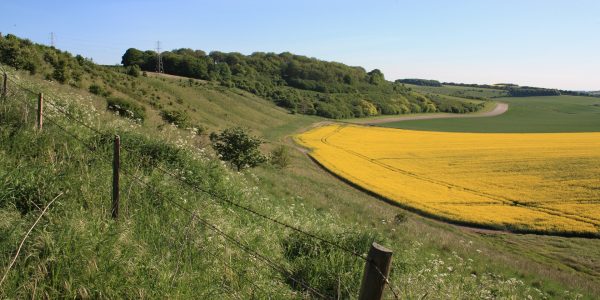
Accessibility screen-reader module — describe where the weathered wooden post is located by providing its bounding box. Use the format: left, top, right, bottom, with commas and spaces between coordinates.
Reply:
358, 243, 393, 300
37, 93, 43, 130
112, 135, 120, 219
2, 72, 7, 98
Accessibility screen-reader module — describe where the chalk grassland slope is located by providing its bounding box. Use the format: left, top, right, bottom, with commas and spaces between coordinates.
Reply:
5, 67, 586, 299
297, 124, 600, 236
121, 45, 485, 118
3, 35, 600, 298
2, 68, 600, 298
381, 95, 600, 132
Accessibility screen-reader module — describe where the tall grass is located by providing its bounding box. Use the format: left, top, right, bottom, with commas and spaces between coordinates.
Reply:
0, 69, 590, 299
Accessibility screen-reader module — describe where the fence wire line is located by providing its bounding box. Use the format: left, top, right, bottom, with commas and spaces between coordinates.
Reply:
1, 66, 402, 299
121, 168, 330, 300
2, 65, 370, 262
4, 88, 329, 300
198, 223, 271, 298
169, 213, 270, 299
18, 102, 274, 298
2, 70, 105, 136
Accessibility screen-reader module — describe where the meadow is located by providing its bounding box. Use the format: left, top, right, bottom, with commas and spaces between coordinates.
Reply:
381, 95, 600, 132
297, 124, 600, 236
2, 58, 600, 298
402, 83, 507, 99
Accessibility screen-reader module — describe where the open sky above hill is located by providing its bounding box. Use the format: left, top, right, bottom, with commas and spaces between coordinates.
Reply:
1, 0, 599, 90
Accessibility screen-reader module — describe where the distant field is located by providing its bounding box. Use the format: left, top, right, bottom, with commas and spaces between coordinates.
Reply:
404, 83, 507, 99
381, 95, 600, 132
297, 124, 600, 236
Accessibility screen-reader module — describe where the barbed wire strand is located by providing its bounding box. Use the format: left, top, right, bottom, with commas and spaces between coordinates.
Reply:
2, 65, 371, 263
1, 65, 401, 299
120, 168, 330, 299
5, 88, 328, 299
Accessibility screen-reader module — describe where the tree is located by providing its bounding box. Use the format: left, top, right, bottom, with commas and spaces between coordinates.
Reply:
367, 69, 385, 85
52, 60, 70, 83
210, 127, 266, 170
121, 48, 145, 66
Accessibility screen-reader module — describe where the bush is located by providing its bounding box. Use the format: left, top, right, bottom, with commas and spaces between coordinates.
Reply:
269, 145, 291, 169
160, 109, 190, 128
89, 84, 110, 97
210, 127, 266, 170
106, 97, 146, 122
127, 65, 141, 77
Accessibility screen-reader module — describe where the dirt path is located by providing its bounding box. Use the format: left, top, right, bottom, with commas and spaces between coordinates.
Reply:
352, 102, 509, 125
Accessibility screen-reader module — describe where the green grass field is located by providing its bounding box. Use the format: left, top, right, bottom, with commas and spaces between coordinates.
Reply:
380, 95, 600, 132
2, 67, 600, 299
404, 83, 508, 99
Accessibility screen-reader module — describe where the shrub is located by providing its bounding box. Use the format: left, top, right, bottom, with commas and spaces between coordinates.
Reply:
210, 127, 266, 170
127, 64, 141, 77
106, 97, 146, 122
160, 109, 190, 128
89, 84, 110, 97
269, 145, 291, 169
52, 61, 70, 83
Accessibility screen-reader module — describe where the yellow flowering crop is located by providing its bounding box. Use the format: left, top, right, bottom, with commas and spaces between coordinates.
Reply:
296, 124, 600, 236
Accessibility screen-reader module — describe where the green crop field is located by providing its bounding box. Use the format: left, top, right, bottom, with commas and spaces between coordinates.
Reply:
380, 95, 600, 132
404, 83, 508, 99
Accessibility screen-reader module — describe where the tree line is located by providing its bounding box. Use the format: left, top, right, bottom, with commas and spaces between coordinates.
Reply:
0, 33, 486, 120
395, 79, 442, 87
121, 47, 482, 118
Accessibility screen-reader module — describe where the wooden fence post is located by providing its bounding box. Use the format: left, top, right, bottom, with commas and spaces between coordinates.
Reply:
358, 243, 393, 300
37, 93, 43, 130
2, 72, 7, 98
112, 135, 120, 219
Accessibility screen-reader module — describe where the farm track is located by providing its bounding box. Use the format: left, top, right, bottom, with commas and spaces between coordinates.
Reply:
317, 125, 600, 229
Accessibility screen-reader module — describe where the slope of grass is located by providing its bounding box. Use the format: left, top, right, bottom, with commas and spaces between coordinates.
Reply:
1, 66, 599, 299
381, 96, 600, 132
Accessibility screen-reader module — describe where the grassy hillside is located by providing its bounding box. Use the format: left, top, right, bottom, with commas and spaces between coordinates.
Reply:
121, 45, 484, 118
1, 35, 600, 299
381, 95, 600, 132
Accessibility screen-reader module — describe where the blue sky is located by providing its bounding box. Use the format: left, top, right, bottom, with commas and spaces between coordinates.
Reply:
1, 0, 599, 90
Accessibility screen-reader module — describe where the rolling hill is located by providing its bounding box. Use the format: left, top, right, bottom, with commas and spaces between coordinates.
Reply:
2, 33, 600, 299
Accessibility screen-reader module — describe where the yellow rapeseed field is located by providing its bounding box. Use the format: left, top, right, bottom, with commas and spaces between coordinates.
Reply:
296, 124, 600, 236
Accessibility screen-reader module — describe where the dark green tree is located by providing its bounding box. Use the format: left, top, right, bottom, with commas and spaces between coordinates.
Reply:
209, 127, 266, 170
367, 69, 385, 85
121, 48, 146, 66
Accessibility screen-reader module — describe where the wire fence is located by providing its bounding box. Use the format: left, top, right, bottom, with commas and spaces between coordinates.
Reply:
0, 65, 401, 299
